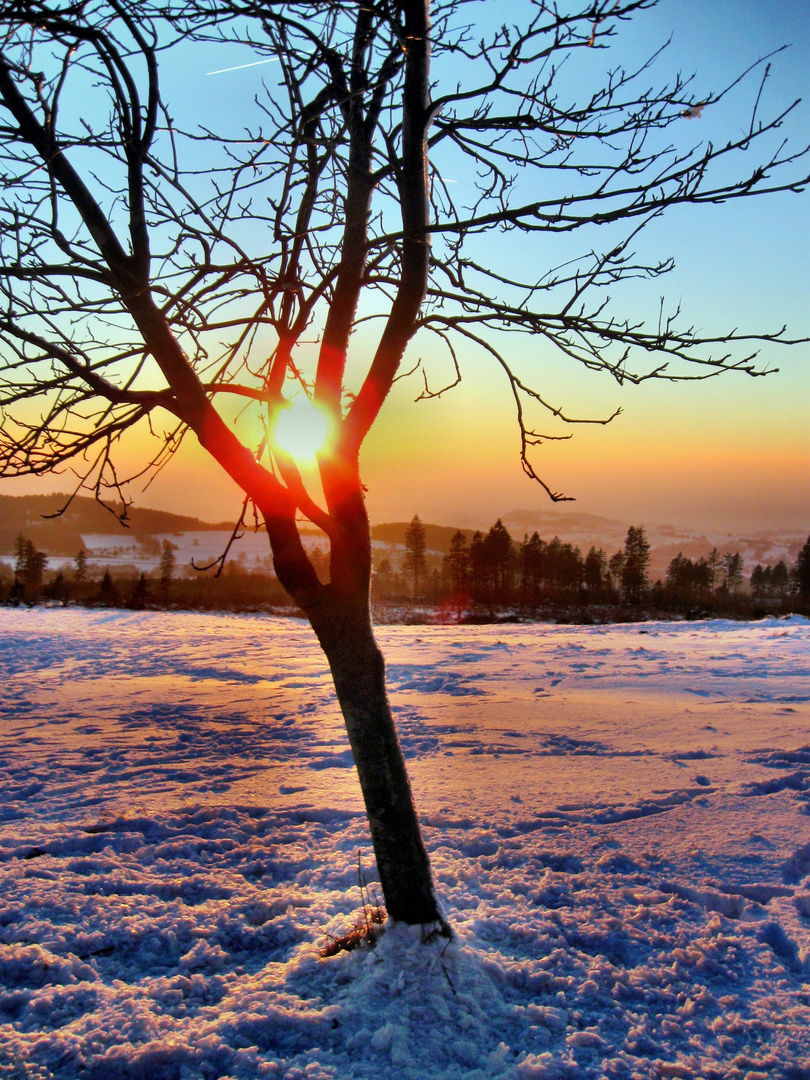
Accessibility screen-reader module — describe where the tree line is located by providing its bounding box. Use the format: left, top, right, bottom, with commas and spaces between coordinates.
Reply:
5, 520, 809, 618
378, 515, 810, 617
0, 533, 289, 611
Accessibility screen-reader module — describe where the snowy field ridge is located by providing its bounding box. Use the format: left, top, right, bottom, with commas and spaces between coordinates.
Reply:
1, 608, 809, 1079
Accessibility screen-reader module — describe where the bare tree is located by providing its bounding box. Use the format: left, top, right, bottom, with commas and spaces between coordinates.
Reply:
0, 0, 807, 927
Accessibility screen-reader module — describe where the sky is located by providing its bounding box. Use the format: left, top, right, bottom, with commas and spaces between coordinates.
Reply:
359, 0, 810, 533
1, 0, 808, 535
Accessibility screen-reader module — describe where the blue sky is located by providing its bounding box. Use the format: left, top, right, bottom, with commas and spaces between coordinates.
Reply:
361, 0, 810, 531
2, 1, 807, 533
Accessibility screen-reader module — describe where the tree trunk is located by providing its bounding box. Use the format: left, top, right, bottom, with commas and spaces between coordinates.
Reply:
308, 593, 445, 928
263, 478, 444, 929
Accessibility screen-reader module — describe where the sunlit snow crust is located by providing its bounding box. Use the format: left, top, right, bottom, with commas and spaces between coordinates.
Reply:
1, 609, 809, 1078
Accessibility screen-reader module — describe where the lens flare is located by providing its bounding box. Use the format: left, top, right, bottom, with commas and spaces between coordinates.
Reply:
272, 399, 330, 461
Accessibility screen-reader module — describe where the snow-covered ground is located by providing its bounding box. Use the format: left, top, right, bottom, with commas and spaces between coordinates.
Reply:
1, 609, 809, 1080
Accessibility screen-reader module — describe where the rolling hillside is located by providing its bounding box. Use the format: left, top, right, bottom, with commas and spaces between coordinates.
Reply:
0, 493, 232, 556
2, 493, 803, 581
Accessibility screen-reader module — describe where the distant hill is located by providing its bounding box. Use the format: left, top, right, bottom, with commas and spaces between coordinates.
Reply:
501, 508, 625, 534
371, 521, 475, 554
0, 493, 233, 556
371, 511, 626, 555
2, 493, 803, 581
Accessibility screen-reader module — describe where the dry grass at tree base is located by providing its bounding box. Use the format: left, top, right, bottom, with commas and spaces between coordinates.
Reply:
320, 855, 387, 958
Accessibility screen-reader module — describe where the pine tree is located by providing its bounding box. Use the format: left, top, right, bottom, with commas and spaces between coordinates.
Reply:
468, 531, 486, 605
444, 530, 469, 595
98, 570, 118, 606
74, 548, 88, 583
707, 548, 721, 594
13, 533, 27, 581
24, 542, 47, 592
442, 530, 469, 620
483, 520, 514, 606
608, 551, 625, 597
771, 560, 790, 598
159, 540, 177, 601
47, 571, 69, 606
584, 547, 607, 595
621, 526, 650, 604
520, 532, 546, 606
750, 564, 766, 598
129, 572, 149, 610
13, 535, 47, 596
371, 557, 396, 600
723, 552, 744, 596
403, 515, 427, 599
794, 537, 810, 599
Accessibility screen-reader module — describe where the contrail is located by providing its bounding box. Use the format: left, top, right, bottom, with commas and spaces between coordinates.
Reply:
206, 58, 277, 75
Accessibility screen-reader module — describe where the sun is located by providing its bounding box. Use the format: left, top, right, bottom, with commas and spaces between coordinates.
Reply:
271, 399, 330, 462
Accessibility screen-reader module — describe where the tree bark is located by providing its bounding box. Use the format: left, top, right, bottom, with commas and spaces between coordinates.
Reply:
262, 442, 445, 928
306, 590, 444, 927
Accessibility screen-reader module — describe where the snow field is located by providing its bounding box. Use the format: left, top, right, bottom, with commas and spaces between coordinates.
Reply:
0, 609, 809, 1079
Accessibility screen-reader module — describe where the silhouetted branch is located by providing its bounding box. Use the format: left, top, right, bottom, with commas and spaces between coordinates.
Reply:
192, 494, 249, 575
0, 0, 806, 523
